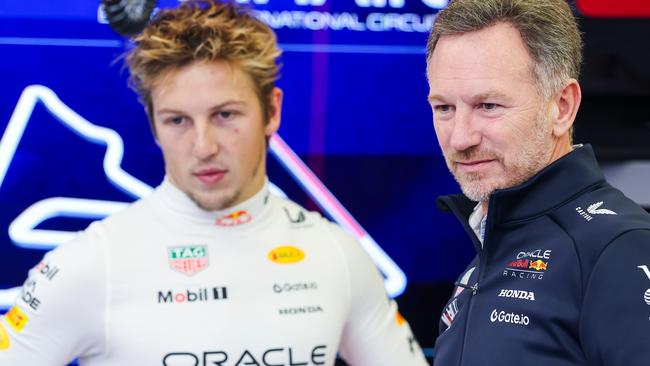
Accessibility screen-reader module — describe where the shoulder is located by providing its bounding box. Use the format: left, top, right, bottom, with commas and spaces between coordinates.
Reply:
551, 184, 650, 250
550, 183, 650, 282
33, 222, 107, 289
268, 195, 371, 262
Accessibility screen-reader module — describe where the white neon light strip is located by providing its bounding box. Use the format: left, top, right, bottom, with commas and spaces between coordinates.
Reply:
270, 135, 407, 296
8, 198, 129, 249
0, 85, 153, 198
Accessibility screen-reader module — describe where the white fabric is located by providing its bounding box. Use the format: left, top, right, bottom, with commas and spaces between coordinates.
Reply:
0, 179, 426, 366
468, 203, 486, 245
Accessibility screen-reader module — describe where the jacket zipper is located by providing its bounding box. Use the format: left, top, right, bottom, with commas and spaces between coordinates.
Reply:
457, 208, 491, 366
436, 196, 487, 366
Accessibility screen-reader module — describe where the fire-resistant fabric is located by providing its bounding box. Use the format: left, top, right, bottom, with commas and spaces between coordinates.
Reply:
0, 179, 427, 366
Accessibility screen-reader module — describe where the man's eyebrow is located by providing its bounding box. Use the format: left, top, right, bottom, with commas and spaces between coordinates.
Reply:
156, 101, 247, 116
427, 90, 512, 104
471, 91, 510, 102
427, 94, 447, 103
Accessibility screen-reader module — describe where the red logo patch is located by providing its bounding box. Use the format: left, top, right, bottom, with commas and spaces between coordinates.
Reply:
215, 210, 252, 226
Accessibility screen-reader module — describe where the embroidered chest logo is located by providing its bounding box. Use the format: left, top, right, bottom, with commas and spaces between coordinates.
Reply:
215, 210, 252, 226
168, 246, 209, 276
498, 289, 536, 301
503, 249, 551, 281
637, 265, 650, 306
575, 201, 617, 222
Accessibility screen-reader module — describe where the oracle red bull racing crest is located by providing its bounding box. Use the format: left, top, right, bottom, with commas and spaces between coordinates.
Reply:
215, 210, 252, 226
503, 249, 551, 280
168, 246, 209, 276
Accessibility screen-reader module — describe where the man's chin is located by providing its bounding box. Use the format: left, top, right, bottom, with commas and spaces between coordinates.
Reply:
457, 179, 497, 202
188, 191, 236, 212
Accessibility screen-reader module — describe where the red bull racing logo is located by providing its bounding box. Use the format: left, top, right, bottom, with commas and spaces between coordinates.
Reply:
503, 248, 552, 280
529, 260, 548, 271
215, 210, 252, 226
507, 259, 530, 269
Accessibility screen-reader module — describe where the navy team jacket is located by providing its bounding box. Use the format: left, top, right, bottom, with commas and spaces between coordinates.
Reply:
433, 145, 650, 366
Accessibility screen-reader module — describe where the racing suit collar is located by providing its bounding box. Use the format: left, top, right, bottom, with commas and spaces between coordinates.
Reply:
157, 176, 271, 227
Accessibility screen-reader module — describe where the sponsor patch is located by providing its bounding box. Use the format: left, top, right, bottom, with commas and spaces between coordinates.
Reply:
157, 286, 228, 304
5, 306, 28, 333
498, 289, 536, 301
283, 207, 307, 224
503, 249, 552, 280
215, 210, 251, 226
529, 260, 548, 271
490, 309, 530, 326
575, 201, 617, 222
34, 261, 59, 280
0, 323, 9, 350
268, 246, 305, 264
396, 311, 406, 326
278, 305, 323, 315
638, 266, 650, 306
20, 279, 41, 311
638, 265, 650, 280
272, 282, 317, 294
162, 345, 327, 366
168, 246, 208, 276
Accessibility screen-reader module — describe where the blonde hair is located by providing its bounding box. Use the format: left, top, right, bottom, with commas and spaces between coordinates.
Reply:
126, 0, 282, 128
427, 0, 582, 99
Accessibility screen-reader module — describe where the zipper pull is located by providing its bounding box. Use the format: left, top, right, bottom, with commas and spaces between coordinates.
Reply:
471, 283, 479, 295
453, 281, 480, 295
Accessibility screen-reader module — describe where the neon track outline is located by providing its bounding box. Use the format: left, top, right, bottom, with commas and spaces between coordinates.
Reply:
0, 85, 406, 309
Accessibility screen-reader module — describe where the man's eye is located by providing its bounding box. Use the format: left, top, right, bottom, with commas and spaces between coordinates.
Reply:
480, 103, 499, 110
218, 111, 233, 119
169, 116, 185, 125
434, 105, 453, 113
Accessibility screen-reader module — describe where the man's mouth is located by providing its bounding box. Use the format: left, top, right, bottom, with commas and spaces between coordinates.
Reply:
193, 168, 227, 185
455, 159, 496, 173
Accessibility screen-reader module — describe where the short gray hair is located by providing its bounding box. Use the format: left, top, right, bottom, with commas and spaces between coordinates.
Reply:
426, 0, 582, 99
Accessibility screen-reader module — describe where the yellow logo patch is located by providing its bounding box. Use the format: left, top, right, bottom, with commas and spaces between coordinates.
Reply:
396, 311, 406, 327
268, 246, 305, 264
0, 322, 10, 350
6, 306, 28, 333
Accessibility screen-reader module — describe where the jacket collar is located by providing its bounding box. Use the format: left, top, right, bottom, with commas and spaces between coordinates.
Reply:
437, 144, 606, 225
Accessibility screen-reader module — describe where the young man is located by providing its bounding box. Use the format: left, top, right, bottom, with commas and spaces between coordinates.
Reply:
0, 1, 427, 365
426, 0, 650, 365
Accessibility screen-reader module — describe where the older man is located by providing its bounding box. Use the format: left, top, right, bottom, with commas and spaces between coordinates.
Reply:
426, 0, 650, 365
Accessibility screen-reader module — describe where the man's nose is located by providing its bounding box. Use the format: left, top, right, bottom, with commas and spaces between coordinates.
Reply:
448, 108, 481, 152
192, 122, 219, 159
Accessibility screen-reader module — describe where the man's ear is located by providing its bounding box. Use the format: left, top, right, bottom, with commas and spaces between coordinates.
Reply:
551, 79, 581, 138
265, 87, 283, 136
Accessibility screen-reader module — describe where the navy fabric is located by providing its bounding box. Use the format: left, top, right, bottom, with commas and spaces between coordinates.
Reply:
433, 145, 650, 366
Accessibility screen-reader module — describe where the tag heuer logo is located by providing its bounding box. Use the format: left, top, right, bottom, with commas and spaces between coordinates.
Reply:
168, 246, 209, 276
